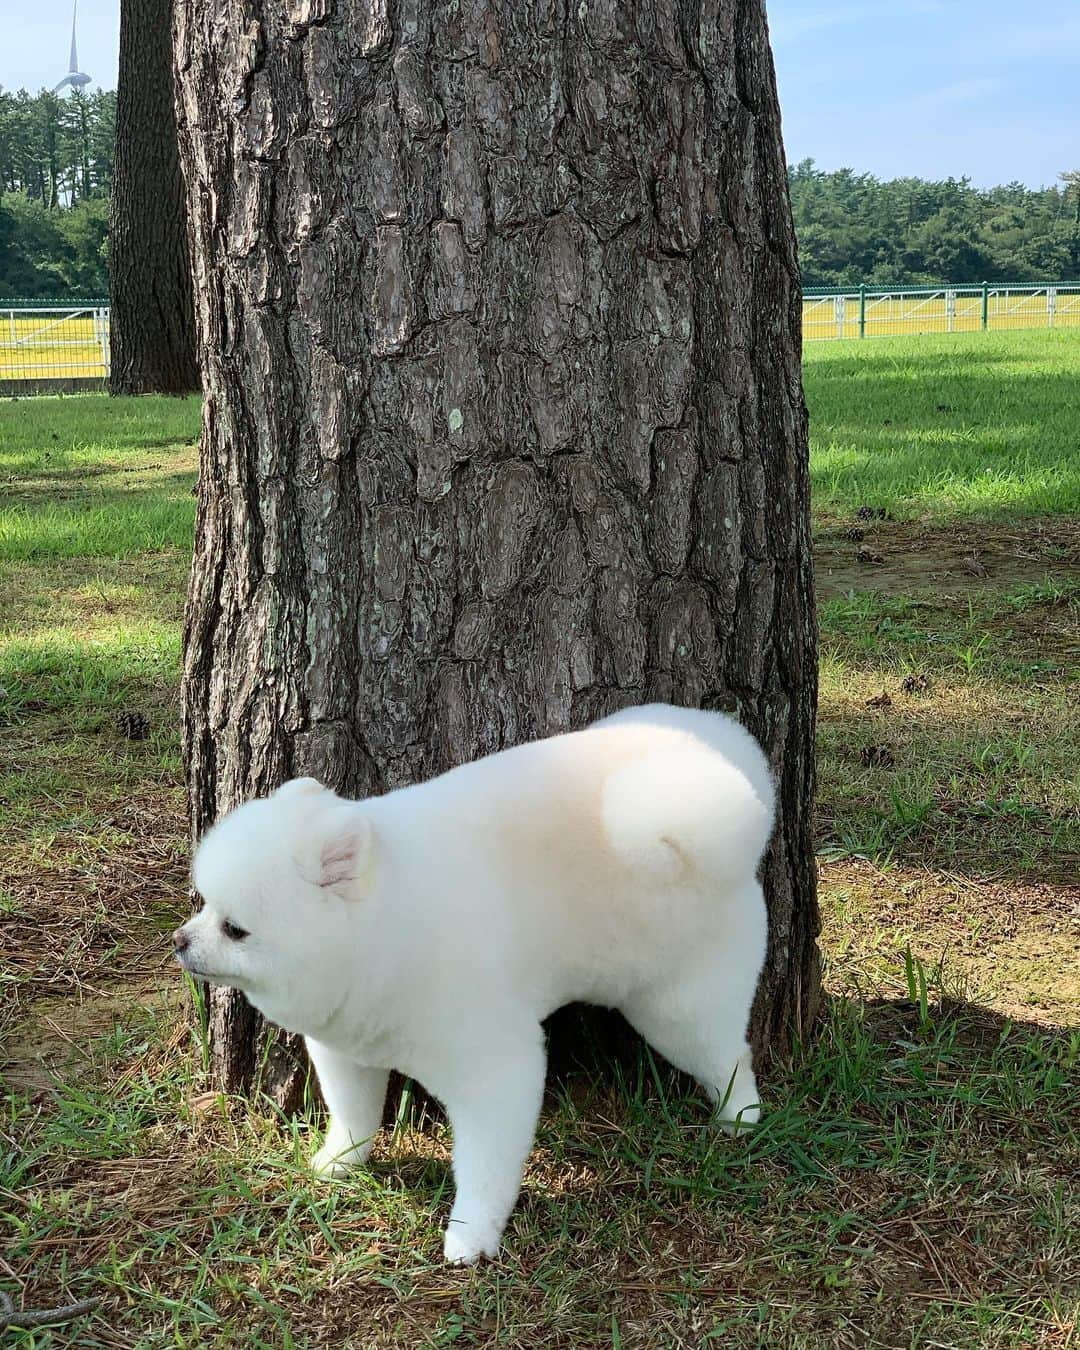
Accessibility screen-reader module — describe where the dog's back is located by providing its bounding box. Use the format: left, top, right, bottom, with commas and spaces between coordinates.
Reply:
373, 704, 773, 1015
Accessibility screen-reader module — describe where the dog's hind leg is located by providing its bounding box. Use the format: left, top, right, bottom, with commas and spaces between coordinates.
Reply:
619, 925, 763, 1134
306, 1038, 389, 1177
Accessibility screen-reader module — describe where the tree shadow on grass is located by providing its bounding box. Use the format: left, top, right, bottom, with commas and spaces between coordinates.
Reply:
3, 469, 197, 510
544, 987, 1078, 1140
380, 983, 1077, 1343
0, 393, 200, 464
9, 980, 1073, 1350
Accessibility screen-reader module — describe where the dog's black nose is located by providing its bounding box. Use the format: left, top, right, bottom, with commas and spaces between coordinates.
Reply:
173, 927, 190, 954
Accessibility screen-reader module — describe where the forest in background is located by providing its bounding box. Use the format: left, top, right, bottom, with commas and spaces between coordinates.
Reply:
0, 88, 115, 297
0, 88, 1078, 299
790, 160, 1080, 288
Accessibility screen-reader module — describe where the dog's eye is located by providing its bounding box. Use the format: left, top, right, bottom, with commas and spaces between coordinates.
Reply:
220, 920, 249, 942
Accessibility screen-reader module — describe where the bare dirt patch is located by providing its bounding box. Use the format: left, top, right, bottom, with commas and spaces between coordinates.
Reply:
2, 985, 184, 1099
819, 858, 1080, 1026
0, 792, 186, 1047
815, 518, 1080, 598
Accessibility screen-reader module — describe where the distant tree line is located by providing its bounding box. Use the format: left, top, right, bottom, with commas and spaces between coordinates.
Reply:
791, 159, 1080, 288
2, 89, 1079, 300
0, 87, 115, 297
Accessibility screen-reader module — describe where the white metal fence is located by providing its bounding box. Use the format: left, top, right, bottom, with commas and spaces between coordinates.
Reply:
803, 282, 1080, 341
0, 303, 110, 386
2, 283, 1079, 388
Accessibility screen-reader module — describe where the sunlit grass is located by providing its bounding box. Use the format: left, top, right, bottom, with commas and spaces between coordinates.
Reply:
0, 395, 200, 561
805, 330, 1080, 519
1, 340, 1079, 1347
815, 586, 1079, 885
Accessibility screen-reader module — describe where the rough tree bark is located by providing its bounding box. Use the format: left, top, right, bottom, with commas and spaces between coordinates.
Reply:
109, 0, 199, 395
175, 0, 818, 1108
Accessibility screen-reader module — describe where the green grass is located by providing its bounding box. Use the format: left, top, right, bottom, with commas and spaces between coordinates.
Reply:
1, 335, 1079, 1346
815, 586, 1079, 883
806, 330, 1080, 519
2, 989, 1077, 1347
0, 394, 199, 560
1, 329, 1078, 563
0, 623, 180, 718
0, 394, 200, 471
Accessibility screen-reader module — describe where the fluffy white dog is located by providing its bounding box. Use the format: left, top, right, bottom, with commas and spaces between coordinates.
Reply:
174, 704, 774, 1265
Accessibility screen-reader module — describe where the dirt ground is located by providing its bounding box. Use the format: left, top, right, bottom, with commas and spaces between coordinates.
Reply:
4, 517, 1077, 1085
814, 517, 1079, 599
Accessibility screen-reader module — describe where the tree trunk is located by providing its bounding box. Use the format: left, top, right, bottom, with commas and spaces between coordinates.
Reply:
109, 0, 199, 395
175, 0, 818, 1109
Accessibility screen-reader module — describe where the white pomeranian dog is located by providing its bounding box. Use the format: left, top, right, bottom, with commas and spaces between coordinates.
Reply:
174, 704, 774, 1265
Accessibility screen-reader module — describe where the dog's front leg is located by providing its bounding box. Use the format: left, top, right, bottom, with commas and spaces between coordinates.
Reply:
305, 1038, 389, 1177
439, 1030, 546, 1266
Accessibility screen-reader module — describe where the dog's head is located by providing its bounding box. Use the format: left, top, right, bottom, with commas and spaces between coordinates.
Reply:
173, 779, 375, 1029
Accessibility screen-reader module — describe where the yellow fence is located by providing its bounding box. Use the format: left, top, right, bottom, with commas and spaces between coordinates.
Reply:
0, 307, 110, 383
803, 285, 1080, 341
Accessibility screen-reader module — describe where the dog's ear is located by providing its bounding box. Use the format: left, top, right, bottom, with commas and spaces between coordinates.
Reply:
275, 777, 325, 799
313, 808, 375, 900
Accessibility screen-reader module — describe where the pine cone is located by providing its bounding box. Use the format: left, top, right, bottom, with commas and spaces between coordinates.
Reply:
859, 744, 895, 768
116, 710, 150, 741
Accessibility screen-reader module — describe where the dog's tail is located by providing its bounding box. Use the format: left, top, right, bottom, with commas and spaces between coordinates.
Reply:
601, 746, 774, 886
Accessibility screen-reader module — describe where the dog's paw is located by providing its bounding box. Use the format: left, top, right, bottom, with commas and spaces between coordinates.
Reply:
309, 1145, 352, 1178
309, 1123, 374, 1178
309, 1141, 363, 1179
443, 1222, 500, 1266
717, 1102, 760, 1137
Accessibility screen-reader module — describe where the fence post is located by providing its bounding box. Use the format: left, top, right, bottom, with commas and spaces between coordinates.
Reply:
945, 288, 956, 333
1048, 287, 1057, 329
97, 307, 110, 378
858, 284, 866, 339
981, 282, 989, 331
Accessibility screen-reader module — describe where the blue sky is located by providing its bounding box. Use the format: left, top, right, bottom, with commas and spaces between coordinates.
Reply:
2, 0, 119, 100
1, 0, 1076, 190
769, 0, 1078, 188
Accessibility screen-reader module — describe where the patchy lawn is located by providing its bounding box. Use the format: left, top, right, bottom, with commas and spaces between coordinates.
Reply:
2, 334, 1078, 1347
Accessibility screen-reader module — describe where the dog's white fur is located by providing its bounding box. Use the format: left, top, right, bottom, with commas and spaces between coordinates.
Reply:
177, 704, 774, 1265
